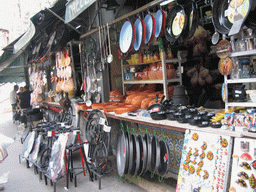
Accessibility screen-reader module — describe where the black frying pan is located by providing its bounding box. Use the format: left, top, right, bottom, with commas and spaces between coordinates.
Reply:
147, 94, 165, 112
150, 134, 160, 173
141, 133, 148, 174
182, 1, 198, 40
165, 4, 187, 45
130, 133, 141, 176
244, 1, 256, 29
158, 138, 170, 177
137, 134, 145, 176
212, 0, 230, 34
220, 0, 252, 32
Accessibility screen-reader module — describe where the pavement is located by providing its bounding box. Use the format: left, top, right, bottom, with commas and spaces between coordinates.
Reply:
0, 112, 147, 192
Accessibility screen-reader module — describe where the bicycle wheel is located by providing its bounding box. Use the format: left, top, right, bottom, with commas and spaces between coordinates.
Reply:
92, 142, 108, 175
39, 147, 51, 169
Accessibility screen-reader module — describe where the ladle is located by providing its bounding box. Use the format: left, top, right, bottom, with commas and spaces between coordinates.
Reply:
107, 23, 113, 63
212, 29, 219, 45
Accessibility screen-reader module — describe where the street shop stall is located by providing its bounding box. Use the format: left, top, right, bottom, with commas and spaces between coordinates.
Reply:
18, 0, 256, 191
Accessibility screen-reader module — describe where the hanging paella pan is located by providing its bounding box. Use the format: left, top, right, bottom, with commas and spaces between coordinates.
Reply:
165, 4, 187, 45
119, 21, 136, 54
133, 17, 146, 51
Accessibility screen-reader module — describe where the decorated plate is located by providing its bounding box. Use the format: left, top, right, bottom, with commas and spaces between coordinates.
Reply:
155, 9, 166, 39
144, 13, 156, 45
134, 18, 146, 51
119, 21, 136, 54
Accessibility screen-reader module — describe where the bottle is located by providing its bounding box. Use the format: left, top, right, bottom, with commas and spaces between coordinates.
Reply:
239, 29, 246, 51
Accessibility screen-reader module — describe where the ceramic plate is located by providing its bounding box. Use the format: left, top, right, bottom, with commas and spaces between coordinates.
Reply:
134, 18, 146, 51
119, 21, 134, 54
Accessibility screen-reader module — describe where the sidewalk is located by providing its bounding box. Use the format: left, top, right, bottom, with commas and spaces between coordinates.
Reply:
0, 112, 146, 192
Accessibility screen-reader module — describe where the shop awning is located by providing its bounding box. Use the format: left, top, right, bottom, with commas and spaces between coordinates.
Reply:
65, 0, 96, 23
0, 22, 35, 83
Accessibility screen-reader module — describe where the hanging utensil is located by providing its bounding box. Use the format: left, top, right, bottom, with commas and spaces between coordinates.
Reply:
212, 29, 220, 45
107, 23, 113, 63
228, 0, 247, 36
102, 26, 107, 70
98, 26, 104, 72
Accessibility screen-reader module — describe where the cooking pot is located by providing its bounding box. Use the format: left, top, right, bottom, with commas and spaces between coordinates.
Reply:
173, 85, 187, 96
172, 96, 190, 106
232, 84, 247, 102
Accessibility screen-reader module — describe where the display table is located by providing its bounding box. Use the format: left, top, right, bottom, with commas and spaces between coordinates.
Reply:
107, 112, 256, 139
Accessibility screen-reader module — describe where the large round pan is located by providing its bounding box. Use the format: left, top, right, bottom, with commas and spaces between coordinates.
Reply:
128, 132, 134, 174
137, 134, 146, 176
155, 9, 167, 39
165, 5, 187, 45
141, 133, 148, 174
146, 132, 152, 172
221, 0, 251, 32
151, 135, 160, 173
144, 13, 156, 46
130, 133, 141, 176
182, 1, 198, 40
116, 130, 127, 177
119, 21, 136, 54
244, 2, 256, 29
134, 17, 146, 51
124, 130, 130, 174
212, 0, 232, 34
158, 138, 170, 177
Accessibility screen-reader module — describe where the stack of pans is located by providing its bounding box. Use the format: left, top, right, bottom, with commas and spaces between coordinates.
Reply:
116, 129, 170, 178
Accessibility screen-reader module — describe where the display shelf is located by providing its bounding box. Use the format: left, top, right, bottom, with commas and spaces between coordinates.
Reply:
229, 49, 256, 57
225, 49, 256, 112
123, 60, 161, 66
123, 79, 164, 84
226, 78, 256, 84
121, 50, 183, 100
123, 78, 181, 84
226, 101, 256, 107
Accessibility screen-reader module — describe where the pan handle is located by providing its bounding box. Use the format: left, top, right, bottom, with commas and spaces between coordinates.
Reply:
155, 94, 159, 103
160, 95, 165, 104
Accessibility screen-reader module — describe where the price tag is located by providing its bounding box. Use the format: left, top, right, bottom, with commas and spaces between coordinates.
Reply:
103, 125, 111, 132
99, 117, 105, 125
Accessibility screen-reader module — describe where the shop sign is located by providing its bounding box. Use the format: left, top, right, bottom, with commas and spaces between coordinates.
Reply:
65, 0, 96, 23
